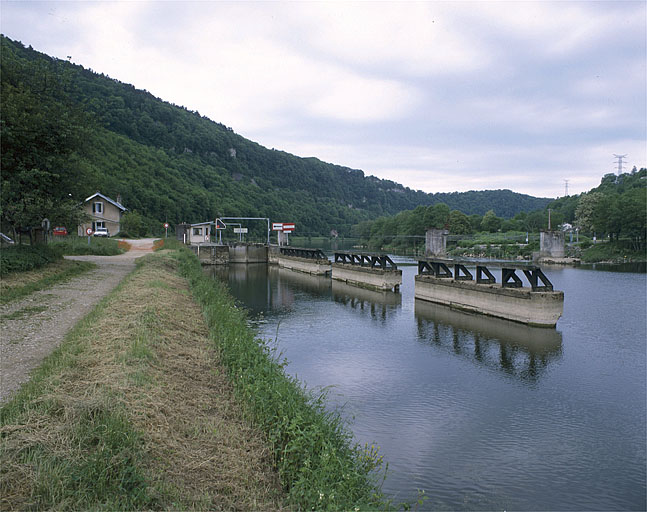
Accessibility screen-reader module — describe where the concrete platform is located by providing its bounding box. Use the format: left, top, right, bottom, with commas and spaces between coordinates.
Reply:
278, 254, 331, 275
414, 275, 564, 327
332, 263, 402, 292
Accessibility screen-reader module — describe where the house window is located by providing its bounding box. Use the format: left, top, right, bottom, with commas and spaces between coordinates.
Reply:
193, 228, 202, 236
93, 202, 103, 214
91, 221, 106, 231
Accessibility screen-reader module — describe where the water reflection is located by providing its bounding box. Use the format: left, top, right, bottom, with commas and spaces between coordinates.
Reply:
415, 299, 563, 382
331, 280, 402, 324
270, 266, 331, 296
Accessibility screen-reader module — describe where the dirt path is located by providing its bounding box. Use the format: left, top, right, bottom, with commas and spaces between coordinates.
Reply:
0, 239, 156, 404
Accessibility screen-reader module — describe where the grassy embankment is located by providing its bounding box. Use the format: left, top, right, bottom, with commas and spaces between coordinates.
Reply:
1, 238, 128, 304
1, 244, 387, 510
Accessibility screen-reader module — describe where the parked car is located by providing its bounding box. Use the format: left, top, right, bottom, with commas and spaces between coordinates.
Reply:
93, 227, 109, 237
53, 226, 68, 236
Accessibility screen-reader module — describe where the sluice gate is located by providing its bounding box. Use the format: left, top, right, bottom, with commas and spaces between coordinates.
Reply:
332, 252, 402, 292
415, 258, 564, 327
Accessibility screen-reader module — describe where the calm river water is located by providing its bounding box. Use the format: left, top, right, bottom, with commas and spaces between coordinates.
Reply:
208, 260, 646, 511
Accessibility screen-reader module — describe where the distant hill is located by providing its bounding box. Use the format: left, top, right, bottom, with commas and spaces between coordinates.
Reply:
0, 36, 552, 236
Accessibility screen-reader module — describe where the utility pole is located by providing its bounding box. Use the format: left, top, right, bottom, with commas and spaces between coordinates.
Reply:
613, 154, 628, 175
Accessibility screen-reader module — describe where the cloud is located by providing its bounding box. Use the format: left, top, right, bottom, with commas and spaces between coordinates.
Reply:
1, 0, 644, 200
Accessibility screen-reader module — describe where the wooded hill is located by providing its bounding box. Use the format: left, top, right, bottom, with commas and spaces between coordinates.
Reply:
1, 36, 552, 236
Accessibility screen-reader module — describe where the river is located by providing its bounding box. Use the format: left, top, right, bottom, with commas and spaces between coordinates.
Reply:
207, 259, 646, 511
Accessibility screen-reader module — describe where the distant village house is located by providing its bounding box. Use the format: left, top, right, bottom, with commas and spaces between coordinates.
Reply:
78, 192, 127, 236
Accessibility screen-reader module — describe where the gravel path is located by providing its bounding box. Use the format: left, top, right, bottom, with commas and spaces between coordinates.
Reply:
0, 239, 156, 404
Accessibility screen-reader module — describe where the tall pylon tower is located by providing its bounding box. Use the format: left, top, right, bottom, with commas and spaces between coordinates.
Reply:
613, 154, 628, 175
564, 179, 569, 197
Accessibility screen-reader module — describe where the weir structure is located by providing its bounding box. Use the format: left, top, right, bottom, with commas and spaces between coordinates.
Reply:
414, 258, 564, 327
331, 252, 402, 292
276, 247, 331, 275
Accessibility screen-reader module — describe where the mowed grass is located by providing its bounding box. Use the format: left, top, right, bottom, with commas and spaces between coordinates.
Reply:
0, 259, 96, 304
0, 254, 285, 510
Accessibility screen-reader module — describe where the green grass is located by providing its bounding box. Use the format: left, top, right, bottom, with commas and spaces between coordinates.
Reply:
49, 236, 125, 256
581, 241, 647, 263
1, 304, 48, 321
174, 248, 387, 510
0, 260, 96, 304
0, 273, 158, 511
0, 244, 63, 275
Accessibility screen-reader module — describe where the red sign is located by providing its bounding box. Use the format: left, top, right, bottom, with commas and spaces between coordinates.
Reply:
163, 222, 169, 229
215, 218, 226, 230
85, 227, 93, 236
282, 223, 295, 232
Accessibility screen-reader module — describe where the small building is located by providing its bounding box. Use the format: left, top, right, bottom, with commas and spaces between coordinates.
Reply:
78, 192, 127, 236
186, 221, 212, 244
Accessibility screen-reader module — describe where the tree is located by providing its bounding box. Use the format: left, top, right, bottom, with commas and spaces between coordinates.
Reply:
449, 210, 471, 234
0, 54, 88, 240
424, 203, 450, 229
480, 210, 502, 232
575, 192, 604, 234
120, 211, 147, 237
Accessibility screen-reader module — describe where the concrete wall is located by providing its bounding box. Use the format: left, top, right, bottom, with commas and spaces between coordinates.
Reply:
278, 255, 331, 275
190, 244, 229, 265
414, 275, 563, 327
426, 229, 449, 257
539, 230, 565, 258
229, 244, 268, 263
331, 263, 402, 291
268, 245, 280, 265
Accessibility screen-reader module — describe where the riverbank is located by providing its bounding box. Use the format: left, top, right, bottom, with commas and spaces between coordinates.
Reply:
1, 252, 285, 510
1, 249, 386, 510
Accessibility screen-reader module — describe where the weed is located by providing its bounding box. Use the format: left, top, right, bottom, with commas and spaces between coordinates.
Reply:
175, 248, 387, 510
1, 305, 48, 321
0, 260, 96, 304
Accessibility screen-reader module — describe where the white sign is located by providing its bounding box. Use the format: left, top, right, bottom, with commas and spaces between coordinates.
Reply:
272, 222, 283, 231
233, 227, 248, 234
86, 227, 93, 236
282, 223, 295, 232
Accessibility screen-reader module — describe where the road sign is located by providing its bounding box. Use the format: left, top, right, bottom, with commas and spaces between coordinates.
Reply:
163, 222, 169, 228
282, 223, 295, 232
272, 222, 283, 231
215, 218, 226, 229
233, 227, 248, 234
86, 227, 93, 236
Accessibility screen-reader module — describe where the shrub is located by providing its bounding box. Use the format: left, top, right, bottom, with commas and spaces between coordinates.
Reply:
0, 245, 63, 276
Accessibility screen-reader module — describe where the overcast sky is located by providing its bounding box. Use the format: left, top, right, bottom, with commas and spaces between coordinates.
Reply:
2, 1, 645, 198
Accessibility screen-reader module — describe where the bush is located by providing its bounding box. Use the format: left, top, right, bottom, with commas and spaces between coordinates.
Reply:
0, 244, 63, 276
50, 237, 124, 256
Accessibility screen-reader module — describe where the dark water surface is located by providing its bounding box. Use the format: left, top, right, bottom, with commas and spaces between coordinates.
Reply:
208, 261, 646, 511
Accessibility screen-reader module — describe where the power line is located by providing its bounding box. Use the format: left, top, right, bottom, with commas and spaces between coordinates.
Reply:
613, 154, 628, 175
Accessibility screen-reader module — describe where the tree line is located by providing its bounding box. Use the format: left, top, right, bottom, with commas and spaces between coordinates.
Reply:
352, 168, 646, 252
2, 36, 553, 239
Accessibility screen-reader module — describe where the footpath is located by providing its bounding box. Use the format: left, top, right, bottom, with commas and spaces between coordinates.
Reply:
0, 239, 155, 404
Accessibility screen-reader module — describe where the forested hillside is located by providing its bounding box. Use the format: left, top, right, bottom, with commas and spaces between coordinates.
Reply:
1, 36, 552, 236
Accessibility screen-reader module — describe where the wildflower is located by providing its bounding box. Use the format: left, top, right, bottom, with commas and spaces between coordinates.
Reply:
319, 492, 324, 501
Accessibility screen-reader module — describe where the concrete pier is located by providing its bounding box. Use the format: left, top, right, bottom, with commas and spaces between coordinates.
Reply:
277, 248, 331, 275
331, 264, 402, 291
331, 253, 402, 292
414, 259, 564, 327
